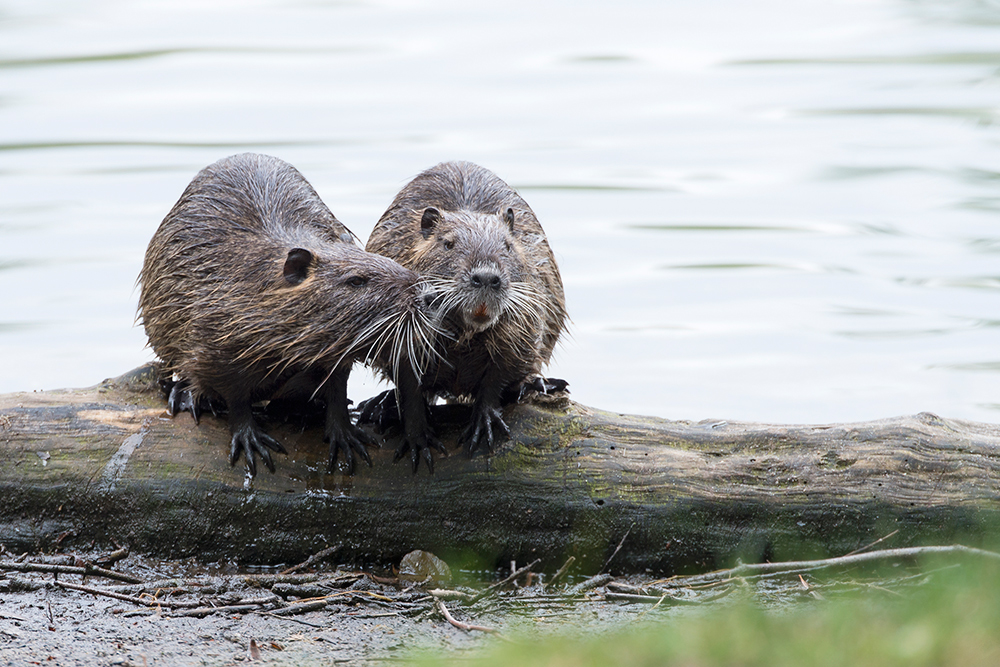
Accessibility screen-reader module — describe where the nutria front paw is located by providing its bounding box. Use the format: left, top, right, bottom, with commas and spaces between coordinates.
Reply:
393, 431, 447, 474
167, 379, 202, 423
229, 424, 287, 477
461, 405, 510, 457
325, 422, 377, 475
356, 390, 400, 432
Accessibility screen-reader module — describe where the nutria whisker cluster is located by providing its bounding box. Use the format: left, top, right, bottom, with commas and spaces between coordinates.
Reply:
420, 277, 552, 356
314, 302, 446, 403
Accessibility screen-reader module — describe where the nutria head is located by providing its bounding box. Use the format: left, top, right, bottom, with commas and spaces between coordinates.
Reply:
234, 240, 441, 386
367, 160, 568, 361
404, 204, 550, 342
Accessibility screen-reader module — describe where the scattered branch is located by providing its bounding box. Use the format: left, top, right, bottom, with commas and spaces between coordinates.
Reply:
93, 547, 130, 568
280, 545, 341, 575
676, 545, 1000, 587
567, 573, 613, 595
54, 581, 201, 609
268, 600, 328, 616
546, 556, 575, 589
435, 599, 497, 634
469, 558, 541, 603
170, 604, 266, 618
0, 560, 143, 584
600, 523, 634, 574
844, 530, 901, 557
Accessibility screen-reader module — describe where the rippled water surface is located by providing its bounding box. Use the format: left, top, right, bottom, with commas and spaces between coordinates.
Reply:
2, 0, 999, 424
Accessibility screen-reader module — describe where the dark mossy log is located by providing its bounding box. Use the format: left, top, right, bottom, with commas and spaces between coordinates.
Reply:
2, 363, 1000, 575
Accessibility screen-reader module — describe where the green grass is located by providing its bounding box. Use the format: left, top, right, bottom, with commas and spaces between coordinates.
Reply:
413, 556, 1000, 667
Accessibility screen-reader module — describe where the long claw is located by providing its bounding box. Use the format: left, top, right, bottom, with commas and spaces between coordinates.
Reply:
326, 422, 377, 475
421, 446, 434, 474
393, 431, 445, 474
461, 405, 509, 457
229, 437, 245, 469
229, 425, 286, 477
411, 443, 421, 474
257, 445, 276, 474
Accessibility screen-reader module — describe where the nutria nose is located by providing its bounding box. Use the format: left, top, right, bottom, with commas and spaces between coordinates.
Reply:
470, 270, 503, 291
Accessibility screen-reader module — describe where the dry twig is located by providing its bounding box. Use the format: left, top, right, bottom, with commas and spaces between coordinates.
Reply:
435, 599, 497, 633
0, 560, 143, 584
280, 545, 341, 575
567, 573, 613, 595
546, 556, 575, 589
469, 558, 541, 603
53, 581, 201, 609
675, 545, 1000, 587
600, 523, 634, 574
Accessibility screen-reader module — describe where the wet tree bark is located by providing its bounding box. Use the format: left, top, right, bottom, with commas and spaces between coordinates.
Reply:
2, 364, 999, 574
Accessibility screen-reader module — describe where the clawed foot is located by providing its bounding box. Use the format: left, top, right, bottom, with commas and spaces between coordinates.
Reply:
229, 423, 287, 477
163, 378, 222, 423
326, 421, 377, 475
461, 404, 510, 458
502, 376, 570, 404
520, 376, 569, 400
165, 379, 204, 423
393, 430, 447, 474
356, 390, 400, 432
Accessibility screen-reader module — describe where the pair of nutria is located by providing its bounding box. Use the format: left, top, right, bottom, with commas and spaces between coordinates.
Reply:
138, 153, 566, 476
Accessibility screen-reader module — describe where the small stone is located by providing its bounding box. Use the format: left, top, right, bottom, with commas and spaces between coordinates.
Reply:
398, 550, 452, 585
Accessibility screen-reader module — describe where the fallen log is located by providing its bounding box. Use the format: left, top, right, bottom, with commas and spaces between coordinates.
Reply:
2, 364, 999, 574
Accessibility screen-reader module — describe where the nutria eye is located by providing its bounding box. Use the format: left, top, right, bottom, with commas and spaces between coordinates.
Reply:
345, 276, 369, 287
444, 240, 455, 250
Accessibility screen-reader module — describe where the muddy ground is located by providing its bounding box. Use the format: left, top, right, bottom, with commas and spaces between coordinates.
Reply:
2, 544, 968, 666
0, 552, 685, 667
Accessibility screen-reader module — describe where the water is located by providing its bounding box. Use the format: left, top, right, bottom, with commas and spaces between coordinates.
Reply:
1, 0, 999, 425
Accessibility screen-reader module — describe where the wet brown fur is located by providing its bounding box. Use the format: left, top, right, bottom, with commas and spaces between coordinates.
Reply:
365, 161, 567, 464
139, 153, 434, 475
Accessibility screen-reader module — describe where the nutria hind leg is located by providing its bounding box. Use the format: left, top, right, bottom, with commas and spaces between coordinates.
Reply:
321, 367, 376, 475
392, 367, 446, 474
226, 400, 287, 477
356, 389, 401, 432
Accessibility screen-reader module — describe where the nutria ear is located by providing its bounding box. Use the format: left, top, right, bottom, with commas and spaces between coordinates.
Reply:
420, 208, 440, 238
283, 248, 313, 285
504, 207, 515, 232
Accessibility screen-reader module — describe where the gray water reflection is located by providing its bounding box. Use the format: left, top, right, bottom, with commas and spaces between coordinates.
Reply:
731, 52, 1000, 66
0, 0, 998, 426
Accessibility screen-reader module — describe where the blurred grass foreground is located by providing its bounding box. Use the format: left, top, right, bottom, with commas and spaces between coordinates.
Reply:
415, 549, 1000, 667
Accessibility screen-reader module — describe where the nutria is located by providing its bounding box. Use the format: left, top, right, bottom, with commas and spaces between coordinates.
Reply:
138, 153, 438, 476
360, 161, 568, 471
